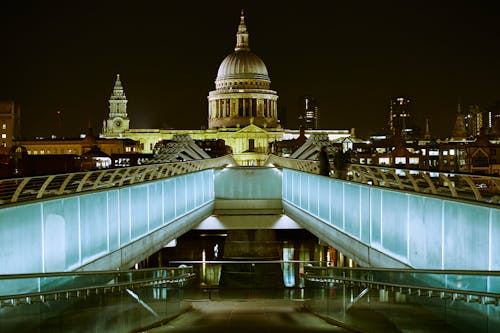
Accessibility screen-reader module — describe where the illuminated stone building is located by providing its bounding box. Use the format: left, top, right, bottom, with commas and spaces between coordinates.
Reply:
208, 11, 278, 130
102, 74, 130, 135
104, 11, 350, 166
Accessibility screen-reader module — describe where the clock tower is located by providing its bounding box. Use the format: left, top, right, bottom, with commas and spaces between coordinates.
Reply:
103, 74, 130, 134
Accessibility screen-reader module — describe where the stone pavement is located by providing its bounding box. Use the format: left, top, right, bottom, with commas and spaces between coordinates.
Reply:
147, 299, 354, 333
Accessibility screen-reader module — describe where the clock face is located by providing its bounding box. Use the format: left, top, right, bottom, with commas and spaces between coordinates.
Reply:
114, 120, 122, 127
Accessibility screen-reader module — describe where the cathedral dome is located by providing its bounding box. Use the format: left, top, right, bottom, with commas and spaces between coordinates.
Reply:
208, 10, 279, 130
216, 51, 269, 81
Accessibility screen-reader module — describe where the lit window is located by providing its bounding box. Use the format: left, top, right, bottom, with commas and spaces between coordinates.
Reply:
379, 157, 390, 165
395, 157, 406, 164
449, 149, 455, 156
2, 124, 6, 130
1, 133, 6, 139
443, 151, 448, 156
409, 157, 419, 164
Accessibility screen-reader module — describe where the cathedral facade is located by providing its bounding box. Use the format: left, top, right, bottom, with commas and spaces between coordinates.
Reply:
103, 11, 349, 166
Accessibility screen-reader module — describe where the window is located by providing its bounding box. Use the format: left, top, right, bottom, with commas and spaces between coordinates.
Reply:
248, 139, 255, 151
1, 133, 6, 139
395, 157, 406, 164
2, 123, 6, 130
379, 157, 389, 165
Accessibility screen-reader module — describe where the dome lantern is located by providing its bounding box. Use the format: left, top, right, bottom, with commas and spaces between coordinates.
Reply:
235, 9, 250, 52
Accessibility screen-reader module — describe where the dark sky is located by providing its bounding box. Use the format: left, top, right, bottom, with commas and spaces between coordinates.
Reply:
1, 1, 500, 139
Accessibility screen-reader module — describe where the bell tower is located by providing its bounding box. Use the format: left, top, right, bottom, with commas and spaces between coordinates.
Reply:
103, 74, 130, 134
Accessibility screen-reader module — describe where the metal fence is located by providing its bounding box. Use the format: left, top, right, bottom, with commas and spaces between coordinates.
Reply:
265, 154, 500, 204
0, 155, 236, 205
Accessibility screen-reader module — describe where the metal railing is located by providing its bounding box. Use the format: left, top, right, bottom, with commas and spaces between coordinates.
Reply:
265, 154, 500, 204
303, 266, 500, 306
0, 155, 236, 205
0, 267, 194, 307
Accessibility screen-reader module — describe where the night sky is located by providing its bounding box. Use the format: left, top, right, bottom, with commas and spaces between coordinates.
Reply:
1, 1, 500, 139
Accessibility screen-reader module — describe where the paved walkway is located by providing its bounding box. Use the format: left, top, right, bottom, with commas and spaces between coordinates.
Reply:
147, 299, 354, 333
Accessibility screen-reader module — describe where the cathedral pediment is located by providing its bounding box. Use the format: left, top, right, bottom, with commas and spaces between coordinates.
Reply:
236, 124, 267, 134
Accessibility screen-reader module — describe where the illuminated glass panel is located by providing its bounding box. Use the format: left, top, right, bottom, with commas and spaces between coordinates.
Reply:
360, 186, 370, 243
318, 176, 330, 221
80, 193, 108, 262
148, 182, 163, 230
185, 173, 195, 212
0, 209, 42, 294
43, 197, 80, 271
175, 176, 187, 217
443, 201, 489, 270
492, 209, 500, 272
195, 172, 204, 207
408, 196, 442, 269
163, 178, 176, 223
308, 175, 318, 216
207, 169, 214, 201
130, 185, 148, 240
283, 169, 291, 201
119, 188, 131, 244
381, 190, 408, 260
344, 183, 361, 239
107, 190, 120, 252
0, 204, 43, 275
370, 188, 382, 247
292, 170, 300, 204
214, 167, 281, 199
299, 172, 308, 208
329, 181, 343, 229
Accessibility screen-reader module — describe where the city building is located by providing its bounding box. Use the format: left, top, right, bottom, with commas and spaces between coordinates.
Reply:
299, 95, 319, 130
388, 96, 412, 137
15, 130, 140, 157
0, 100, 21, 149
464, 104, 482, 137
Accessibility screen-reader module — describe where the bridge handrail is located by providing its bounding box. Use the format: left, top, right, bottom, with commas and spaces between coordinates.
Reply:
0, 155, 236, 206
303, 266, 500, 306
264, 154, 500, 205
0, 266, 194, 307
